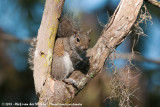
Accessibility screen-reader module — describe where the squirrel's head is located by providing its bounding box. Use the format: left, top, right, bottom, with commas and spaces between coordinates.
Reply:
73, 29, 91, 51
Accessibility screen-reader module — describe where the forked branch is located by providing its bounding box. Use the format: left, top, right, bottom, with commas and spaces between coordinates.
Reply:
33, 0, 144, 105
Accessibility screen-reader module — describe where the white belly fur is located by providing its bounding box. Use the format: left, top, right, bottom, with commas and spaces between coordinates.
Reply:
63, 52, 74, 76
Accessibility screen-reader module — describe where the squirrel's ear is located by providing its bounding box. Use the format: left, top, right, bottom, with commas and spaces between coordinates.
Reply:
87, 29, 92, 35
73, 28, 78, 34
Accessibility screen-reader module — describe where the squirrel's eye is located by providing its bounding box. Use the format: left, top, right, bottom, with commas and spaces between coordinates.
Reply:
76, 37, 80, 43
89, 39, 91, 42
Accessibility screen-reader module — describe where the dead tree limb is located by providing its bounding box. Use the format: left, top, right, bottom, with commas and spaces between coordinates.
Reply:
33, 0, 143, 105
110, 53, 160, 65
73, 0, 143, 90
145, 0, 160, 8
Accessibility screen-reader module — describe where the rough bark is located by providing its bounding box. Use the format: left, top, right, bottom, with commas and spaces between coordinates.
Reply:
34, 0, 143, 105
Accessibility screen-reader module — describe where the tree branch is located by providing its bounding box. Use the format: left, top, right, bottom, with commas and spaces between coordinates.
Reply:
33, 0, 66, 105
110, 53, 160, 65
0, 30, 31, 44
145, 0, 160, 8
73, 0, 143, 90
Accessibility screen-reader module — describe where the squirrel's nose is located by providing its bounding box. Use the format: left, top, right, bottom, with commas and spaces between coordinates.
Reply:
81, 46, 88, 50
84, 48, 87, 51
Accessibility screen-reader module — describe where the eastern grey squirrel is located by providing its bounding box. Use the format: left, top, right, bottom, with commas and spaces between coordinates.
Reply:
51, 15, 91, 85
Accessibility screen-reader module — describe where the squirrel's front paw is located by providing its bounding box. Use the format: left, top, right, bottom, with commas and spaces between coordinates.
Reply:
79, 57, 83, 61
76, 55, 83, 61
63, 78, 78, 88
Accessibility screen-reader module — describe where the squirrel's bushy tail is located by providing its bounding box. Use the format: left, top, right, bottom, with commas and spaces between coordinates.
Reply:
28, 38, 37, 70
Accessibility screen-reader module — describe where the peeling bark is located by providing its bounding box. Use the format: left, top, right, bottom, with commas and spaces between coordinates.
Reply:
33, 0, 143, 105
